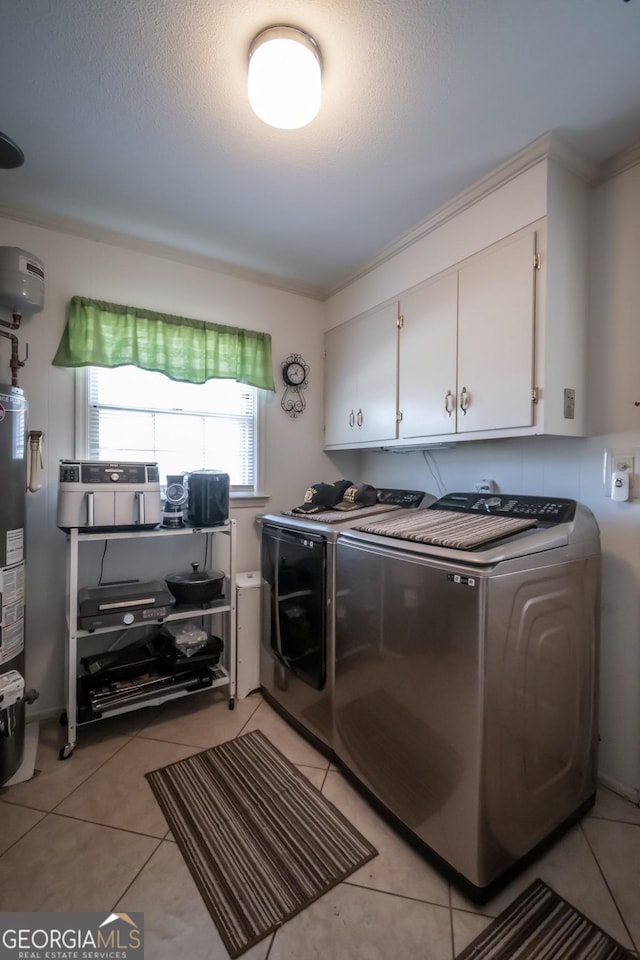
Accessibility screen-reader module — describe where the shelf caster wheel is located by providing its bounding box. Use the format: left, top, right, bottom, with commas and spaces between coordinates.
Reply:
59, 744, 74, 760
228, 698, 235, 711
59, 711, 68, 726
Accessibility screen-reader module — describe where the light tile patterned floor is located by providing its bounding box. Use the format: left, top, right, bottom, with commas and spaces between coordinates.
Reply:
1, 691, 638, 959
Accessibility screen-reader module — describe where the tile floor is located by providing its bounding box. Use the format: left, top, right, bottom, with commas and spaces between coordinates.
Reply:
1, 690, 639, 959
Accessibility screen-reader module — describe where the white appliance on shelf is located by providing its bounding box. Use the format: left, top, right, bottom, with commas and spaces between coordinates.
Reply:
56, 460, 162, 531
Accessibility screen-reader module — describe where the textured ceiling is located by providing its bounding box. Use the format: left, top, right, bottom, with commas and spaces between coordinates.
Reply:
1, 0, 639, 296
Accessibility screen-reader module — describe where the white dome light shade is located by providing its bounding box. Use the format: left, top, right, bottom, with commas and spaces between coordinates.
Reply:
248, 26, 322, 130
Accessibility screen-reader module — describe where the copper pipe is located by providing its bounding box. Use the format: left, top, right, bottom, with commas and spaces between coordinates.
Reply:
0, 311, 22, 331
0, 329, 23, 385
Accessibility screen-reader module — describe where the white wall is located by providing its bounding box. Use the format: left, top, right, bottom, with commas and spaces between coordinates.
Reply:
331, 163, 640, 800
0, 217, 357, 716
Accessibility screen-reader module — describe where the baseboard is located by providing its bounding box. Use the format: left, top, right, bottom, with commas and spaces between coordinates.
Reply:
598, 772, 640, 806
26, 704, 62, 724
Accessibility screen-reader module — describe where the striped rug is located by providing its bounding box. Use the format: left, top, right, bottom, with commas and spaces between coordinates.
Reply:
455, 878, 633, 960
146, 729, 377, 958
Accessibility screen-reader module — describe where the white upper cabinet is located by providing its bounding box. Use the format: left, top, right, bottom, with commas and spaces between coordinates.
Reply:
324, 301, 399, 446
324, 150, 592, 451
329, 230, 539, 448
398, 230, 537, 442
456, 230, 536, 434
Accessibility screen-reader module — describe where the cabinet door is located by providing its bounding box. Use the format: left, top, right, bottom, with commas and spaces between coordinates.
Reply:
354, 301, 399, 442
324, 303, 399, 446
399, 272, 458, 438
457, 231, 536, 433
324, 320, 360, 446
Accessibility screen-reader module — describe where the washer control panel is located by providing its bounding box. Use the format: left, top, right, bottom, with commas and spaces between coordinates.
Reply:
431, 492, 576, 524
376, 488, 426, 508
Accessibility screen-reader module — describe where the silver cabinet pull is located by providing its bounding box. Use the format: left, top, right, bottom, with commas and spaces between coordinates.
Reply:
356, 408, 363, 427
349, 409, 355, 428
459, 387, 471, 415
444, 390, 455, 417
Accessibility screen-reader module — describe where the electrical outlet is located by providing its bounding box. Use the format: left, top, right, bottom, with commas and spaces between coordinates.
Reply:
474, 479, 496, 494
613, 453, 634, 475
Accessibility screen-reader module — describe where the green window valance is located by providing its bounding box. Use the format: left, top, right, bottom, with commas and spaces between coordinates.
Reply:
52, 296, 275, 391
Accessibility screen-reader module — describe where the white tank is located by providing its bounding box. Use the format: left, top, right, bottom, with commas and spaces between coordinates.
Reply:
0, 247, 44, 315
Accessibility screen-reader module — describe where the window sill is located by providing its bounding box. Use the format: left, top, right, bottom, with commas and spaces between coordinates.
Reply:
230, 493, 270, 509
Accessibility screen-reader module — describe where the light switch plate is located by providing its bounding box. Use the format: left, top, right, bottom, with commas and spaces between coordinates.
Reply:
563, 388, 576, 419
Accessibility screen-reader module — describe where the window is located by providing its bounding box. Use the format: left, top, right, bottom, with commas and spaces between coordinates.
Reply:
78, 366, 259, 493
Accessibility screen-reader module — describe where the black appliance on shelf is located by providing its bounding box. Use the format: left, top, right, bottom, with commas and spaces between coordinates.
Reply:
77, 580, 175, 630
77, 633, 224, 721
186, 470, 229, 526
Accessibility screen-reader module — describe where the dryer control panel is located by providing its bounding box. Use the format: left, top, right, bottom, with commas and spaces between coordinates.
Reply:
431, 492, 576, 524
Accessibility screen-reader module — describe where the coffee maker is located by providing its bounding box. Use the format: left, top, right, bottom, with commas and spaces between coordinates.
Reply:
162, 474, 188, 528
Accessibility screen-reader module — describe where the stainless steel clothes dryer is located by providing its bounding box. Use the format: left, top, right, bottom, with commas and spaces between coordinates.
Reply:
333, 492, 601, 902
259, 489, 428, 754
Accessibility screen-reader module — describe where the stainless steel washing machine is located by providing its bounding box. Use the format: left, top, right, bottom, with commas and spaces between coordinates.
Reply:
333, 492, 601, 902
259, 489, 428, 754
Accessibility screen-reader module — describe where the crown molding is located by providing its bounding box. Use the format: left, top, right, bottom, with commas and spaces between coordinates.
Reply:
0, 204, 325, 301
326, 131, 601, 299
599, 141, 640, 182
544, 130, 601, 185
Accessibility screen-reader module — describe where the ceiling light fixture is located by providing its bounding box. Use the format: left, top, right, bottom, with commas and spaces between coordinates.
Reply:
248, 26, 322, 130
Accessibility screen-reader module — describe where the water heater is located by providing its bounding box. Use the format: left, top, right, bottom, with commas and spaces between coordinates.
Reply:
0, 244, 43, 784
0, 247, 45, 316
0, 384, 27, 783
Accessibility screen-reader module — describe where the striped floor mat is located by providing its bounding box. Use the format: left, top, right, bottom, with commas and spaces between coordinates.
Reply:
146, 729, 377, 958
455, 878, 633, 959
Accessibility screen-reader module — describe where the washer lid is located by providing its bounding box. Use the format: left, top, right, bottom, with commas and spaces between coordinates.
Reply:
351, 508, 537, 551
341, 494, 600, 566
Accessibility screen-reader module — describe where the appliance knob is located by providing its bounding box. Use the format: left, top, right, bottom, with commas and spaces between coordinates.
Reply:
110, 472, 120, 481
484, 496, 502, 511
122, 612, 134, 625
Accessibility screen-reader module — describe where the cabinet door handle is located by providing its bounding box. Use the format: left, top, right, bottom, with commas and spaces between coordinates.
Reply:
444, 390, 455, 417
459, 387, 471, 415
349, 409, 355, 428
356, 408, 363, 428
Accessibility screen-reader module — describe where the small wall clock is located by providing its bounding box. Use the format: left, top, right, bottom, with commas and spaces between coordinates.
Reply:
281, 353, 310, 418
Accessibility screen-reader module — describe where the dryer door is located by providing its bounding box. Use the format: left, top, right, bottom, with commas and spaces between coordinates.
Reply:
260, 525, 327, 690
